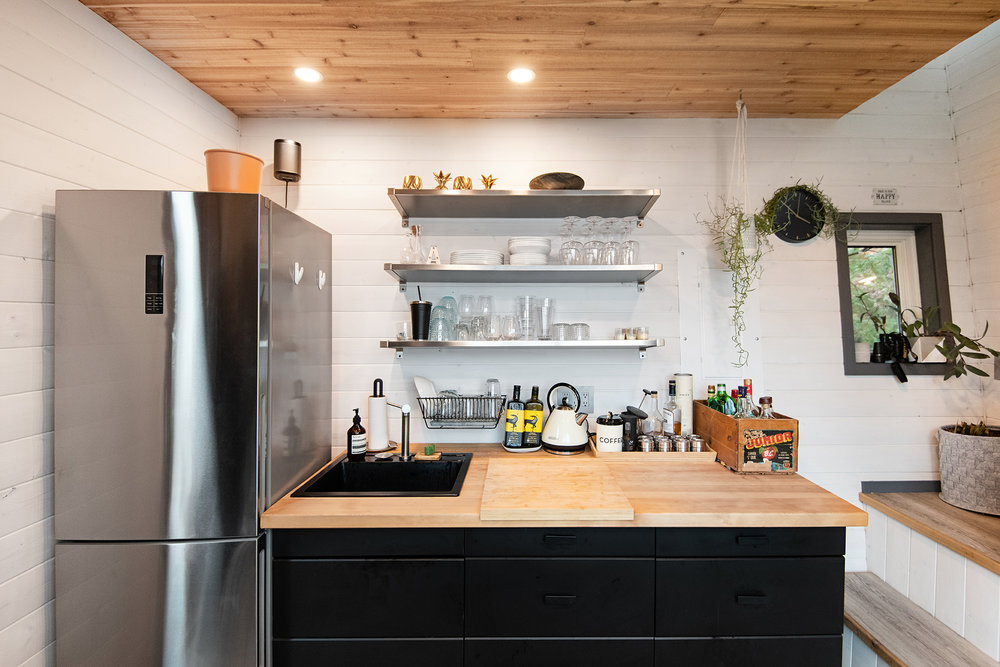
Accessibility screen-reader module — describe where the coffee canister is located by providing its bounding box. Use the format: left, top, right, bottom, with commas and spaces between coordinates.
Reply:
595, 412, 624, 452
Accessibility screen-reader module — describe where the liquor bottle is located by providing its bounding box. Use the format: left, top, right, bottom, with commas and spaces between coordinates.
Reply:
664, 380, 682, 435
347, 408, 367, 461
716, 383, 736, 416
503, 385, 526, 451
706, 384, 718, 411
521, 385, 544, 451
743, 378, 757, 416
641, 390, 664, 437
758, 396, 777, 419
735, 385, 751, 418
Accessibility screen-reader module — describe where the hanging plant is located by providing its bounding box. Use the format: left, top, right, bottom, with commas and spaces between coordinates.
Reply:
701, 201, 772, 366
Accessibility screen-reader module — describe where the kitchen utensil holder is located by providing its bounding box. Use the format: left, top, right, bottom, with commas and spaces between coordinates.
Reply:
417, 394, 506, 429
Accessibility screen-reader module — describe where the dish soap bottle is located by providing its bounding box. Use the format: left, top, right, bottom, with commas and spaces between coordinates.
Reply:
347, 408, 367, 461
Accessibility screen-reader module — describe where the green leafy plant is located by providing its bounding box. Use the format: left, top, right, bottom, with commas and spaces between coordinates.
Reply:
888, 292, 1000, 380
950, 421, 1000, 436
856, 291, 889, 336
700, 200, 771, 367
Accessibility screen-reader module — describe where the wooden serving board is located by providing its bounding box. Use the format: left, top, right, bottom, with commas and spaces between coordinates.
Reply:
479, 458, 634, 521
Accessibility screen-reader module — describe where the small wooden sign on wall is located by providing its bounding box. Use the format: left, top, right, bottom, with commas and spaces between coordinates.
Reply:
871, 187, 899, 205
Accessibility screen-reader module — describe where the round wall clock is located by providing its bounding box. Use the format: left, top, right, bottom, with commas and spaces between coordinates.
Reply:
770, 186, 826, 243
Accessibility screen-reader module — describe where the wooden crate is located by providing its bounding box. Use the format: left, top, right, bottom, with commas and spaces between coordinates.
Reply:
693, 400, 798, 474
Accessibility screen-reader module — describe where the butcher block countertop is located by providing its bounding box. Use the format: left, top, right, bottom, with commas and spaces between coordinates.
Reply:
261, 443, 868, 529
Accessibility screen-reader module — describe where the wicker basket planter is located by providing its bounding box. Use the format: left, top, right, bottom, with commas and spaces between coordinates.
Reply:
938, 426, 1000, 516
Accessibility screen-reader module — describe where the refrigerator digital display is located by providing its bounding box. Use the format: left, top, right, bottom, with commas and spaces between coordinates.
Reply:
145, 254, 163, 314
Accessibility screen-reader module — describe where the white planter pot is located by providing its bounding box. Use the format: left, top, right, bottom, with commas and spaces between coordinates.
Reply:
909, 336, 945, 363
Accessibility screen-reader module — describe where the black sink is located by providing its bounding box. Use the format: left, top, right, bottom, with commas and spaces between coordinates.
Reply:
293, 452, 473, 497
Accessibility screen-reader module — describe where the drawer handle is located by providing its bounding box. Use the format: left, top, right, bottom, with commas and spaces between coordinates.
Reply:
736, 594, 770, 607
543, 594, 578, 607
543, 534, 577, 545
736, 535, 769, 547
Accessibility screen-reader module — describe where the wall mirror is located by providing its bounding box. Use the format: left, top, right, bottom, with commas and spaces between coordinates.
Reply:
835, 212, 951, 376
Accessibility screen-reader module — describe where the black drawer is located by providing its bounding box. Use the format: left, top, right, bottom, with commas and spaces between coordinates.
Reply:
655, 557, 844, 637
272, 528, 464, 557
273, 639, 463, 667
656, 527, 844, 557
272, 558, 463, 638
654, 635, 842, 666
467, 639, 654, 666
466, 527, 654, 557
466, 558, 654, 637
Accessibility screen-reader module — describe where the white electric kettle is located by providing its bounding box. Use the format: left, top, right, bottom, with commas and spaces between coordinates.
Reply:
541, 383, 590, 455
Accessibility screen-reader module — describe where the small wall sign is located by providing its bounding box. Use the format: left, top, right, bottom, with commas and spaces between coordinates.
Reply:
871, 187, 899, 206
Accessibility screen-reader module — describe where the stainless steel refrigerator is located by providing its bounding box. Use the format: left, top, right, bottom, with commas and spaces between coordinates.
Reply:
54, 190, 332, 666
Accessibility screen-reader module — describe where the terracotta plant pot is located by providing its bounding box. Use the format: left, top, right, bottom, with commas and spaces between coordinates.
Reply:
938, 425, 1000, 516
204, 149, 263, 193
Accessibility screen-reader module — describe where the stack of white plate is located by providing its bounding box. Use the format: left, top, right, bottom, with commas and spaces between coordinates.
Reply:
450, 249, 505, 265
508, 237, 551, 265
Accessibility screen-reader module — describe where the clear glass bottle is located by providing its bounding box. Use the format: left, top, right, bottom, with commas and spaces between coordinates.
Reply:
664, 380, 682, 435
640, 390, 664, 437
743, 378, 757, 417
758, 396, 777, 419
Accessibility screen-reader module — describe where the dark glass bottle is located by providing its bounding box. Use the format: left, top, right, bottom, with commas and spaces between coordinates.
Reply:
347, 408, 367, 461
503, 385, 525, 451
521, 385, 544, 451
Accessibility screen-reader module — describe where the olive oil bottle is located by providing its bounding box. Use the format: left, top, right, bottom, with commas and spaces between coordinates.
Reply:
503, 385, 525, 451
521, 385, 544, 451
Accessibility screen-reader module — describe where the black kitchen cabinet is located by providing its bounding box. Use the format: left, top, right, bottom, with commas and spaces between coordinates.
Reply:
270, 527, 845, 667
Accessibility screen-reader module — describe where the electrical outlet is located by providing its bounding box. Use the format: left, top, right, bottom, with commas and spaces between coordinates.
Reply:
578, 385, 594, 414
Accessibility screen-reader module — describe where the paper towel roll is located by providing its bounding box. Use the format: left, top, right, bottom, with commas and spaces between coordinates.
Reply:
674, 373, 694, 436
367, 396, 389, 451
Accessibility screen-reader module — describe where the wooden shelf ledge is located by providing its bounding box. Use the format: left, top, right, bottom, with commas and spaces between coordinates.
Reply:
845, 572, 996, 666
859, 491, 1000, 576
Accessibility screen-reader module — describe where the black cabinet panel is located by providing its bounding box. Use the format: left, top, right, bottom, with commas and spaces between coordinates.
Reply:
273, 639, 463, 667
467, 639, 654, 667
272, 527, 464, 557
654, 636, 842, 666
656, 527, 845, 557
272, 558, 463, 638
655, 557, 844, 637
466, 558, 654, 636
466, 527, 654, 557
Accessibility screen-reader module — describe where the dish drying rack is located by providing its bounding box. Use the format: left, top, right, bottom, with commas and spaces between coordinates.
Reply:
416, 394, 506, 429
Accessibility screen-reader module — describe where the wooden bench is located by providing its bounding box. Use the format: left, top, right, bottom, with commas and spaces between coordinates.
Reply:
844, 572, 997, 666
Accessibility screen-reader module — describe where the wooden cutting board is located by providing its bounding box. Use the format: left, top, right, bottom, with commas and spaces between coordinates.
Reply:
479, 458, 634, 521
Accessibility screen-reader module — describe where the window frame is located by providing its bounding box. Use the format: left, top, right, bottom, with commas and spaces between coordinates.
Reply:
835, 212, 952, 376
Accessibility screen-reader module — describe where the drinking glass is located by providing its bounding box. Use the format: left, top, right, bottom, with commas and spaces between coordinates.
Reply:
485, 314, 503, 341
538, 297, 555, 340
559, 216, 583, 265
620, 217, 640, 264
599, 217, 621, 265
458, 294, 476, 322
470, 316, 486, 341
476, 295, 494, 318
501, 314, 521, 341
439, 295, 459, 325
583, 216, 604, 265
517, 295, 539, 340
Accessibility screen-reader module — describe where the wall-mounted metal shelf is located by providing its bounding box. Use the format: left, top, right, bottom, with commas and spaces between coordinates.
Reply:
387, 188, 660, 227
385, 263, 663, 292
379, 338, 662, 359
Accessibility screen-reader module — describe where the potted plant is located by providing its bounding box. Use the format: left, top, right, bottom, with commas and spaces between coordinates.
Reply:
938, 420, 1000, 516
759, 182, 846, 243
890, 293, 1000, 380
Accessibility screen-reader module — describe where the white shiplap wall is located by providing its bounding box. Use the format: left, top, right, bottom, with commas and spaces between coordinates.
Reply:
947, 25, 1000, 420
240, 26, 995, 575
2, 1, 998, 662
0, 0, 238, 663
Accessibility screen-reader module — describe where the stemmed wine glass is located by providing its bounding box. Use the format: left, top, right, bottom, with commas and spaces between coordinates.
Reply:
620, 216, 640, 264
559, 216, 583, 265
583, 216, 604, 265
599, 217, 621, 265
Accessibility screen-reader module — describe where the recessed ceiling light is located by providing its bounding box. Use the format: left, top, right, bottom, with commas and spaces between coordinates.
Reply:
507, 68, 535, 83
295, 67, 323, 83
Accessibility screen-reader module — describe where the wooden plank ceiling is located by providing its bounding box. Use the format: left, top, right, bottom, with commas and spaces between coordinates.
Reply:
81, 1, 999, 119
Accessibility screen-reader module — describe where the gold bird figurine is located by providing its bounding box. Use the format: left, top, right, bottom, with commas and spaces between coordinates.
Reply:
433, 171, 451, 189
481, 174, 498, 189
